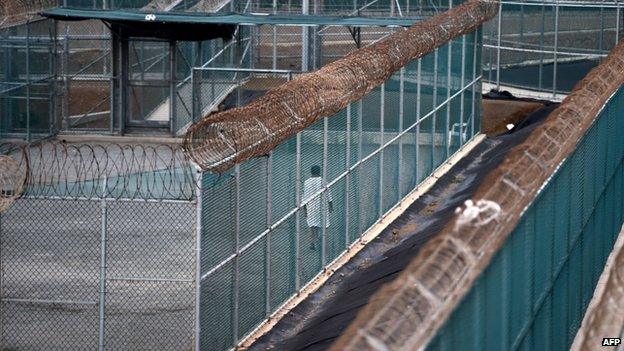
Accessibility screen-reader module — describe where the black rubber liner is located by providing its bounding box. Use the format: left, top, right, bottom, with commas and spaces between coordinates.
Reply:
246, 98, 558, 351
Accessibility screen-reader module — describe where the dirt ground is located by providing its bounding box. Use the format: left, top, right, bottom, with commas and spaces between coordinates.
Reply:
481, 98, 545, 135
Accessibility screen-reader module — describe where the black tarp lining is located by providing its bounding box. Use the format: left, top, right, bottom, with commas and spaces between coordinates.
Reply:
249, 96, 559, 351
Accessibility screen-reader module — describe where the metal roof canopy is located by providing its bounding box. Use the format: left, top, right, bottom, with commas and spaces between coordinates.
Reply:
41, 8, 418, 41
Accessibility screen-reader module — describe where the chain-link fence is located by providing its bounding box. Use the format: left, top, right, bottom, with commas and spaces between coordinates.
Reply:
0, 142, 199, 351
484, 0, 624, 97
195, 25, 483, 349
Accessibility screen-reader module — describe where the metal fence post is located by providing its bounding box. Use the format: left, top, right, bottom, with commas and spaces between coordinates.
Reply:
265, 151, 273, 316
472, 33, 477, 137
322, 112, 328, 266
98, 178, 108, 351
169, 40, 176, 135
553, 1, 560, 99
63, 27, 70, 132
195, 171, 203, 351
26, 21, 31, 142
446, 39, 452, 158
233, 164, 241, 343
416, 58, 421, 183
496, 0, 502, 90
295, 133, 302, 290
191, 68, 197, 123
301, 0, 310, 71
398, 67, 404, 198
379, 83, 385, 217
345, 104, 351, 248
357, 100, 364, 236
617, 1, 621, 44
432, 49, 438, 168
460, 35, 466, 145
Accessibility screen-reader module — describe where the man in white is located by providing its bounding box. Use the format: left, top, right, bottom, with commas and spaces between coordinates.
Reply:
302, 165, 333, 250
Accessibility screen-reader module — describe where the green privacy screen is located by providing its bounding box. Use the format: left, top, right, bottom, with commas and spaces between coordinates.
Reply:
427, 86, 624, 351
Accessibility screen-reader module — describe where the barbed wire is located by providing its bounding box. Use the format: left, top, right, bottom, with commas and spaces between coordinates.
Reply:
0, 141, 198, 205
0, 0, 56, 28
183, 0, 499, 173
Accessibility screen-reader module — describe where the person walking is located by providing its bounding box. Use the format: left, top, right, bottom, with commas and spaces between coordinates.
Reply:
302, 165, 333, 250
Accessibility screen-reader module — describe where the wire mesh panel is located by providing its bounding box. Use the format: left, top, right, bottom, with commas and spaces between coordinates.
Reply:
197, 24, 483, 349
484, 0, 624, 95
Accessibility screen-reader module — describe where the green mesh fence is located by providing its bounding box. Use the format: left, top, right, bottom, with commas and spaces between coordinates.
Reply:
484, 1, 623, 95
426, 85, 624, 351
197, 28, 481, 351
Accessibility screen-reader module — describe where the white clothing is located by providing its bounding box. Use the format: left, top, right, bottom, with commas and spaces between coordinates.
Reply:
302, 176, 332, 228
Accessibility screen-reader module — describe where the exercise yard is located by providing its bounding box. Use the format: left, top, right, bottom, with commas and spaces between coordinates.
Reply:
2, 0, 624, 351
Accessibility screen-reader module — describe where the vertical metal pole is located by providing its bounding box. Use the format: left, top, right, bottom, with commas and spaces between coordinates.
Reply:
119, 31, 128, 135
432, 49, 438, 169
265, 151, 272, 316
169, 40, 176, 135
63, 29, 69, 131
295, 133, 302, 290
357, 100, 363, 235
109, 26, 116, 134
472, 32, 477, 136
301, 0, 310, 71
599, 3, 605, 53
321, 115, 328, 266
379, 83, 385, 217
398, 67, 404, 198
345, 104, 351, 248
496, 0, 502, 89
470, 31, 480, 137
26, 21, 31, 142
617, 1, 621, 43
233, 164, 241, 343
51, 20, 58, 135
445, 39, 451, 158
191, 68, 197, 123
552, 1, 559, 99
194, 171, 203, 351
98, 178, 108, 351
487, 14, 494, 84
538, 3, 545, 91
460, 35, 466, 146
519, 4, 524, 56
272, 0, 277, 70
416, 58, 421, 183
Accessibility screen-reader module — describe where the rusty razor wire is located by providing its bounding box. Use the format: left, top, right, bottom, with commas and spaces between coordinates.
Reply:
0, 0, 56, 28
0, 142, 197, 204
183, 0, 499, 173
331, 33, 624, 351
